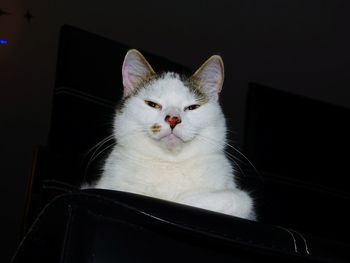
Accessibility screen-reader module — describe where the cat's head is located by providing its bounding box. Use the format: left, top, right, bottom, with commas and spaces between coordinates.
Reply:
114, 49, 227, 159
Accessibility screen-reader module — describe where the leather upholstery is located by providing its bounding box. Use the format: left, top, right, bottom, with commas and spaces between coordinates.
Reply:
12, 189, 350, 263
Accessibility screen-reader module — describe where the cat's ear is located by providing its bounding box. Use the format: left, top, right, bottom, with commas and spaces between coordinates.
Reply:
192, 55, 224, 100
122, 49, 156, 97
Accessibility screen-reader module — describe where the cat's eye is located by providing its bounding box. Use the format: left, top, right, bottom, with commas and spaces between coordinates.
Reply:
184, 104, 201, 111
145, 100, 162, 110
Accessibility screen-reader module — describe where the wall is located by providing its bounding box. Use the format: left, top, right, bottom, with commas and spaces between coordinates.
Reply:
1, 0, 349, 260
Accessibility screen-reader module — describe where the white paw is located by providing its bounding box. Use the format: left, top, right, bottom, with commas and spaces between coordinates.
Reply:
179, 189, 255, 220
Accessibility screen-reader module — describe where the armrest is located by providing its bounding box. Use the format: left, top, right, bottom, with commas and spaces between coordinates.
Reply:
12, 189, 349, 263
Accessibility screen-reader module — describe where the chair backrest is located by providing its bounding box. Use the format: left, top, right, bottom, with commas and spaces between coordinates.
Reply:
243, 82, 350, 242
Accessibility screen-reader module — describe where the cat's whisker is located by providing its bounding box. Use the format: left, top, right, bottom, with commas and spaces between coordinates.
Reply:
194, 135, 247, 177
180, 129, 241, 160
191, 131, 262, 180
86, 142, 116, 171
84, 136, 116, 180
85, 135, 114, 158
223, 141, 260, 175
86, 136, 115, 171
189, 131, 259, 174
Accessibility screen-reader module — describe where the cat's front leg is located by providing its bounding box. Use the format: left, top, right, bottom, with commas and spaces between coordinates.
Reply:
179, 189, 255, 220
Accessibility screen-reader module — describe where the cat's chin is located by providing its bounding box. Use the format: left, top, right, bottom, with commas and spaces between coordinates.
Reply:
159, 133, 185, 150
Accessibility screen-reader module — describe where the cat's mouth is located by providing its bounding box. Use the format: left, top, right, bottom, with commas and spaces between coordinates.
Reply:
160, 132, 184, 142
159, 132, 185, 148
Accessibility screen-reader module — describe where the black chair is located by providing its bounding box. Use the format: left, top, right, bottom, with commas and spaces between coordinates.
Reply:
12, 25, 350, 263
243, 83, 350, 244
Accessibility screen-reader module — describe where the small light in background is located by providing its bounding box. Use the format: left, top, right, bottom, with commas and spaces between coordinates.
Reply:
0, 39, 8, 45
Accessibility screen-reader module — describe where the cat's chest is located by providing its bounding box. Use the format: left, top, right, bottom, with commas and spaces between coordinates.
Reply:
101, 150, 233, 201
118, 157, 213, 199
129, 159, 199, 186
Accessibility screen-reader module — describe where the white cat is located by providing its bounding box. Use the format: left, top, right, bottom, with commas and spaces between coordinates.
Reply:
92, 49, 255, 220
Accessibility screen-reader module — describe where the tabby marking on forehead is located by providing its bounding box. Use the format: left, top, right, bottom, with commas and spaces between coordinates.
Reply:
182, 75, 209, 105
122, 71, 209, 107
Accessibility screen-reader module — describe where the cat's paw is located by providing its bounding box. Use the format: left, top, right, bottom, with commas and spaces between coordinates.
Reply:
179, 189, 255, 220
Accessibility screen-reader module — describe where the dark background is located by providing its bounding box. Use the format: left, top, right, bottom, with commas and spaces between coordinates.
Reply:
1, 0, 350, 261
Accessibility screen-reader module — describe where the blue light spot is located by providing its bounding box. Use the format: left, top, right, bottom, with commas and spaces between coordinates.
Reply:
0, 39, 8, 45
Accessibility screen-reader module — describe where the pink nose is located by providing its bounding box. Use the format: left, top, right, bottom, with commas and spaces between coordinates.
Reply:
165, 115, 181, 129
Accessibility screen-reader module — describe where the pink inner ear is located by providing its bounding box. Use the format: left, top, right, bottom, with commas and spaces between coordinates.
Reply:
122, 63, 134, 97
201, 65, 224, 97
215, 73, 224, 94
207, 60, 224, 94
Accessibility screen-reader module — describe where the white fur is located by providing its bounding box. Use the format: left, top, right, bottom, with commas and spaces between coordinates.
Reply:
92, 51, 255, 220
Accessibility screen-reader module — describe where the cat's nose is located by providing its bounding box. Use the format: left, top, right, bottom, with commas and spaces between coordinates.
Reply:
165, 115, 181, 129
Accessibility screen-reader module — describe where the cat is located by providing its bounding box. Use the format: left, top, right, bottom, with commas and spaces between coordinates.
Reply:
91, 49, 255, 220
